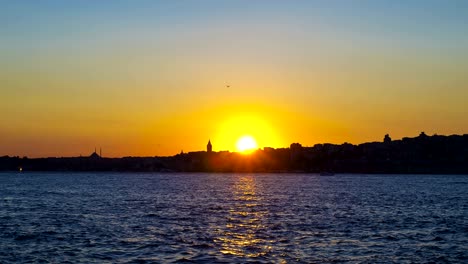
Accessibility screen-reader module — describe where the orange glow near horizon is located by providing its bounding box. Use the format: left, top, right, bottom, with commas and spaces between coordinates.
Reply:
212, 110, 284, 154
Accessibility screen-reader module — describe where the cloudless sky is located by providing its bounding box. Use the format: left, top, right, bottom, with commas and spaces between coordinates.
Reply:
1, 1, 468, 157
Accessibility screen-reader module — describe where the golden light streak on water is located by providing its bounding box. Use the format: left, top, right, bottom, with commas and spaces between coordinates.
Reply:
215, 175, 272, 257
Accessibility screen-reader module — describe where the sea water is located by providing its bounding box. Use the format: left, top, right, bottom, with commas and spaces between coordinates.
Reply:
0, 173, 467, 263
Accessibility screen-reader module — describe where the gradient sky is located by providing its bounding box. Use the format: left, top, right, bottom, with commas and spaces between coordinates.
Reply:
1, 1, 468, 157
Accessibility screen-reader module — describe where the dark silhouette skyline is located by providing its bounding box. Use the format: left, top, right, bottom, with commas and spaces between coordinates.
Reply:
1, 132, 467, 174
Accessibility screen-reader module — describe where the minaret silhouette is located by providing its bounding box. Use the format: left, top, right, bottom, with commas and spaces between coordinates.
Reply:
100, 147, 102, 157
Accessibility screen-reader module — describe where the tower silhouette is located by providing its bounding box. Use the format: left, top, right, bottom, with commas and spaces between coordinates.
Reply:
207, 140, 212, 153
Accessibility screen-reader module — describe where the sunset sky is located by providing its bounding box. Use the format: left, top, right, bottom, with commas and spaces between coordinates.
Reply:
1, 1, 467, 157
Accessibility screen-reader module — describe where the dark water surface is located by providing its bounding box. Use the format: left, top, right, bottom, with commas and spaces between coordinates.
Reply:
0, 173, 467, 263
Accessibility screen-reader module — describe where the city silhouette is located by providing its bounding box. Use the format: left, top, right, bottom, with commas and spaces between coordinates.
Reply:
2, 132, 467, 174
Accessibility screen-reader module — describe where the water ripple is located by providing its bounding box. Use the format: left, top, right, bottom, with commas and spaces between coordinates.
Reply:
0, 173, 467, 263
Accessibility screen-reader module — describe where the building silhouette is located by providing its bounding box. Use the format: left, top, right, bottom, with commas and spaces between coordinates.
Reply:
89, 147, 101, 159
384, 134, 392, 143
207, 140, 212, 153
2, 132, 467, 173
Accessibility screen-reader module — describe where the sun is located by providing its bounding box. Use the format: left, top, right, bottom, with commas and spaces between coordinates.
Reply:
236, 135, 258, 153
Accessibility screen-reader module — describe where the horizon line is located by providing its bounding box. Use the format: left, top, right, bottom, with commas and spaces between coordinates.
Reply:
3, 132, 467, 159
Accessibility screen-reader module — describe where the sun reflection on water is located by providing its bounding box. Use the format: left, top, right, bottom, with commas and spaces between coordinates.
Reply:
214, 175, 272, 258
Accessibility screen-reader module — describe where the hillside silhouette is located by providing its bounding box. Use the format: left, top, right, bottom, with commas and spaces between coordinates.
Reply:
1, 133, 467, 174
